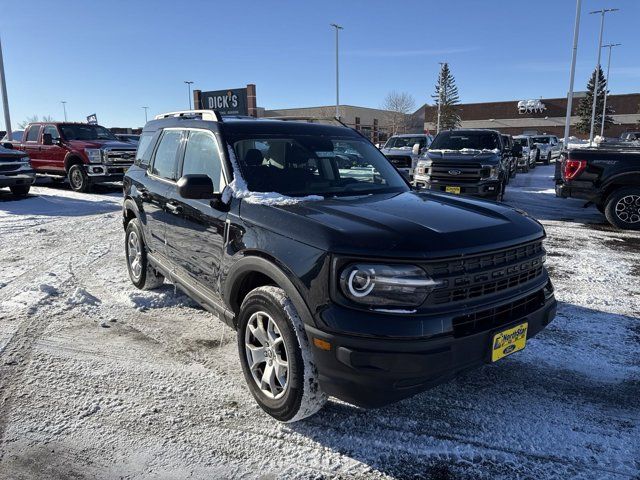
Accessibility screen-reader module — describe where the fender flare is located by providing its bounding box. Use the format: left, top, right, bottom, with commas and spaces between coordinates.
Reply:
63, 152, 85, 171
224, 255, 315, 329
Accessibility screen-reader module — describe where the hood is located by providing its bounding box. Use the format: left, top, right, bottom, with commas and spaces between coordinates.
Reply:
423, 150, 500, 164
66, 139, 136, 150
239, 191, 544, 259
0, 145, 28, 159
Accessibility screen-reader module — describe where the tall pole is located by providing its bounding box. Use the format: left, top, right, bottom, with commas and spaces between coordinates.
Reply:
589, 8, 618, 143
563, 0, 582, 146
600, 43, 620, 138
330, 23, 343, 119
436, 62, 445, 134
0, 35, 12, 139
61, 101, 67, 121
184, 81, 194, 109
142, 106, 149, 123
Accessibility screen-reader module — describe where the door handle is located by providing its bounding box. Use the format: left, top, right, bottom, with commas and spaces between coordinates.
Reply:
166, 202, 183, 215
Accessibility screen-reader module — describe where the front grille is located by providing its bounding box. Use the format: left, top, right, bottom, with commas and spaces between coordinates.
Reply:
104, 149, 136, 165
426, 162, 483, 184
424, 240, 545, 306
452, 289, 546, 338
0, 163, 21, 173
385, 155, 412, 169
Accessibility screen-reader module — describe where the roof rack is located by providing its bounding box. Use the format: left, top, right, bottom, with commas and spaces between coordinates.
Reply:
154, 110, 223, 122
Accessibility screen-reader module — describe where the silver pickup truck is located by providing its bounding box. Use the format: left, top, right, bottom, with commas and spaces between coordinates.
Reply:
530, 135, 560, 165
380, 134, 432, 180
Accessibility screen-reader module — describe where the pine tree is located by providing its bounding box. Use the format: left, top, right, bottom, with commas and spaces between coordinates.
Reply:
575, 66, 614, 134
432, 63, 461, 131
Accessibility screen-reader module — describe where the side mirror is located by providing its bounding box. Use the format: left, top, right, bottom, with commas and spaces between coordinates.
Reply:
42, 133, 53, 145
412, 143, 421, 156
177, 174, 214, 199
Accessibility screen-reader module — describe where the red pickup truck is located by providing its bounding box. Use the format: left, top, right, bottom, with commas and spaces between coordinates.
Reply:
12, 122, 137, 192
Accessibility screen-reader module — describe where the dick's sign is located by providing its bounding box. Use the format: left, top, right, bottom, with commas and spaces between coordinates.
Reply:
200, 88, 248, 115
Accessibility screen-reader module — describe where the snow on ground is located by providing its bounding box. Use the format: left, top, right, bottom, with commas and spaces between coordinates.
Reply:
0, 170, 638, 479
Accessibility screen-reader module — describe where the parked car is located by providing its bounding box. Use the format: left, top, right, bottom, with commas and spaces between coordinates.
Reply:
1, 130, 25, 142
619, 131, 640, 142
13, 122, 137, 192
413, 129, 513, 201
531, 135, 560, 164
0, 145, 36, 197
123, 111, 556, 421
513, 135, 538, 172
555, 144, 640, 229
380, 133, 432, 181
500, 134, 518, 181
115, 133, 140, 145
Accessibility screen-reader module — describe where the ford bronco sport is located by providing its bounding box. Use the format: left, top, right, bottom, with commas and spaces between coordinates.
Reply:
123, 110, 556, 422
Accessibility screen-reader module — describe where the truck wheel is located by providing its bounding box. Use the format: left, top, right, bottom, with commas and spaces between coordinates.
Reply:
237, 286, 327, 422
9, 185, 30, 197
544, 153, 551, 165
125, 219, 165, 289
604, 188, 640, 230
68, 164, 91, 192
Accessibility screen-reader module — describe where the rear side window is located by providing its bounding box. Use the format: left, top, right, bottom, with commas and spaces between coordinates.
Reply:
135, 132, 156, 167
181, 130, 223, 192
26, 126, 41, 142
151, 130, 183, 180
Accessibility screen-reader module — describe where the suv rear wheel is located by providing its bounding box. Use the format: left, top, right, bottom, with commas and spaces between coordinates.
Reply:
125, 219, 165, 289
237, 286, 327, 422
605, 187, 640, 230
68, 164, 91, 192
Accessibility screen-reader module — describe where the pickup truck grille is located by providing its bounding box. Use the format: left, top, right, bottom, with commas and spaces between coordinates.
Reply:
424, 240, 545, 306
0, 163, 22, 173
385, 155, 412, 169
421, 162, 484, 183
103, 149, 136, 165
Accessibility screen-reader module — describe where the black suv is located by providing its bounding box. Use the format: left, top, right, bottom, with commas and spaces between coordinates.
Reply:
413, 129, 516, 201
123, 111, 556, 422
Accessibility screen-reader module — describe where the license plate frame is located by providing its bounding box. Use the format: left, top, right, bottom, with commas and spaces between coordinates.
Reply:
491, 322, 528, 362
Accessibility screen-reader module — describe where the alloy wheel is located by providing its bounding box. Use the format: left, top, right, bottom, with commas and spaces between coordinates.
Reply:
244, 311, 289, 399
127, 230, 143, 280
71, 169, 83, 189
615, 195, 640, 224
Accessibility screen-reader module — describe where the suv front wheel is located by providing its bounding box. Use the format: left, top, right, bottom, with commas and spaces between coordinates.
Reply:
237, 286, 327, 422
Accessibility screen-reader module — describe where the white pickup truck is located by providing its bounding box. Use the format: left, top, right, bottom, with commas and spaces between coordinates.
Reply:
530, 135, 560, 165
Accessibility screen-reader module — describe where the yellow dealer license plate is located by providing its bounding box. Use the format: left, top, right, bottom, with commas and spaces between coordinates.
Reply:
491, 322, 528, 362
445, 186, 461, 194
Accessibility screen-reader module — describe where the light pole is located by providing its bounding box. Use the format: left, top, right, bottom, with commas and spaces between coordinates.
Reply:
563, 0, 582, 146
330, 23, 343, 119
588, 8, 618, 143
436, 62, 445, 134
600, 43, 621, 138
142, 106, 149, 123
0, 35, 12, 140
61, 101, 67, 121
184, 81, 194, 109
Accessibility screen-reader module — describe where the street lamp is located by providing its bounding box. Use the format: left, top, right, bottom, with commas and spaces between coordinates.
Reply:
0, 35, 12, 140
330, 23, 343, 119
588, 8, 618, 143
600, 43, 621, 138
184, 81, 194, 110
142, 106, 149, 123
436, 62, 446, 134
61, 101, 68, 121
563, 0, 582, 146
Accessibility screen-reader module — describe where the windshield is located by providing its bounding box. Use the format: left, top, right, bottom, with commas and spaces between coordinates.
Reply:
513, 138, 528, 147
60, 124, 117, 141
229, 135, 409, 197
430, 131, 501, 151
531, 136, 550, 144
384, 136, 426, 149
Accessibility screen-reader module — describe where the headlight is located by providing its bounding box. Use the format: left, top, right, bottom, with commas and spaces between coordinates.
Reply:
481, 165, 500, 180
85, 148, 103, 164
339, 263, 440, 307
19, 155, 31, 164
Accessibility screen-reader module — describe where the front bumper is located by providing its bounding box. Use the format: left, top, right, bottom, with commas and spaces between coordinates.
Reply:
85, 163, 132, 182
0, 171, 36, 188
413, 177, 502, 198
306, 284, 556, 408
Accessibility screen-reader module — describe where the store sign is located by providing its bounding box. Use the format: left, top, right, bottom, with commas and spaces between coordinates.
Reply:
86, 113, 98, 124
200, 88, 248, 115
517, 100, 546, 114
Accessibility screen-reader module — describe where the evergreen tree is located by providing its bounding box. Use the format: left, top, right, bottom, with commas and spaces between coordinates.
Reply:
432, 63, 461, 131
575, 66, 614, 134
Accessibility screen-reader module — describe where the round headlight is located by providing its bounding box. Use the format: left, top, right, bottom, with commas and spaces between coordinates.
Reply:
347, 268, 375, 297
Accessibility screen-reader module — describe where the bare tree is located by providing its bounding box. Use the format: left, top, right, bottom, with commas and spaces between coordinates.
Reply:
18, 115, 55, 129
382, 91, 416, 135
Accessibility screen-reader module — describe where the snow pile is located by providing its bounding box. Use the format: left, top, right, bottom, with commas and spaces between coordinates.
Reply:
564, 136, 605, 149
66, 287, 101, 307
226, 146, 323, 206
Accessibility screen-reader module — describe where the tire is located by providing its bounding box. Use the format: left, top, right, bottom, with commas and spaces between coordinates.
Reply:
544, 153, 551, 165
125, 218, 165, 289
68, 164, 91, 192
9, 185, 30, 197
237, 286, 327, 422
604, 187, 640, 230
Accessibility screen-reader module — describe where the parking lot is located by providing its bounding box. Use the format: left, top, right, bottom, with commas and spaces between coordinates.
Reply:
0, 165, 637, 479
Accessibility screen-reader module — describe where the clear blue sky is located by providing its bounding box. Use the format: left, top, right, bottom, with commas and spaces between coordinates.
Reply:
2, 0, 638, 129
